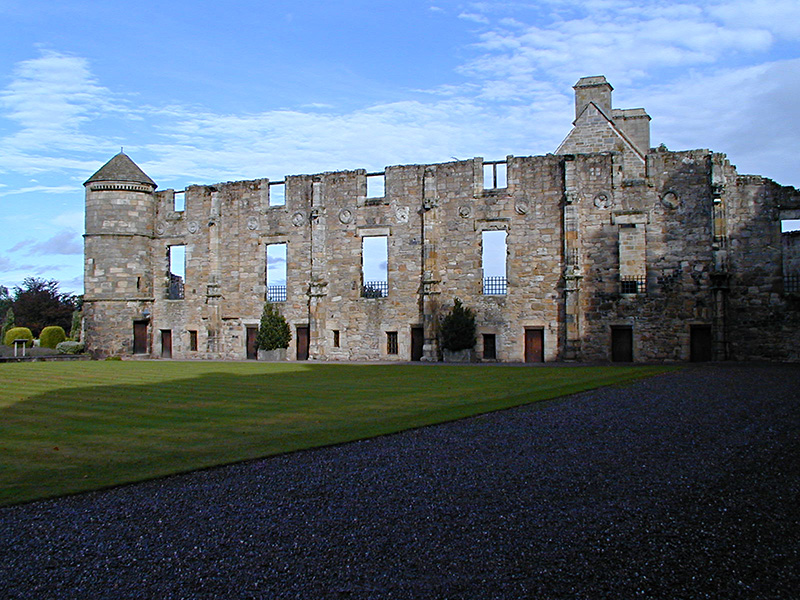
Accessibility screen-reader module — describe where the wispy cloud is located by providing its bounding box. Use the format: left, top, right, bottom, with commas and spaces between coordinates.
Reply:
9, 230, 82, 256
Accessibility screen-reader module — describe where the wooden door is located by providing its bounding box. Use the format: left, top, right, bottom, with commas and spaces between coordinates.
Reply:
160, 329, 172, 359
611, 326, 633, 362
246, 327, 258, 360
133, 321, 148, 354
524, 328, 544, 363
411, 327, 424, 361
690, 325, 713, 362
296, 326, 309, 360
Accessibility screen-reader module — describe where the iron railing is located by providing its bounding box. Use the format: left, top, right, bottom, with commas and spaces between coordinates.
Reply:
267, 285, 287, 302
620, 275, 646, 295
483, 276, 508, 295
362, 281, 388, 298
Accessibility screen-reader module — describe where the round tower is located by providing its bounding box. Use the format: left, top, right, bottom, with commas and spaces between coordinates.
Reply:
83, 152, 157, 357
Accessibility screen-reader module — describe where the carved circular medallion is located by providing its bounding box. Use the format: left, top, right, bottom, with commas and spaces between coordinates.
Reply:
593, 192, 613, 209
247, 216, 259, 230
155, 222, 166, 236
338, 208, 353, 224
187, 221, 199, 234
661, 191, 681, 209
291, 211, 306, 227
514, 200, 529, 215
459, 205, 472, 218
395, 206, 409, 223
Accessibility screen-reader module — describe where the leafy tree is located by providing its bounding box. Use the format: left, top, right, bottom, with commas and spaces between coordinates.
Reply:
256, 302, 291, 351
0, 306, 14, 342
440, 298, 477, 352
11, 278, 78, 337
0, 285, 10, 316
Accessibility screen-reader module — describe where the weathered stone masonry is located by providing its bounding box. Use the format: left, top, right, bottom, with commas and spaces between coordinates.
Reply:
83, 76, 800, 362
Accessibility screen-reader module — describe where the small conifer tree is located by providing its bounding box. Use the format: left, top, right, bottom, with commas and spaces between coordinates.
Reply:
256, 302, 291, 351
439, 298, 477, 351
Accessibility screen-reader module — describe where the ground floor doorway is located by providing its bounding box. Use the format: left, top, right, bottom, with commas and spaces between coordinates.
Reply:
690, 325, 713, 362
246, 326, 258, 360
133, 321, 148, 354
296, 326, 309, 360
611, 326, 633, 362
524, 328, 544, 363
411, 327, 424, 361
160, 329, 172, 359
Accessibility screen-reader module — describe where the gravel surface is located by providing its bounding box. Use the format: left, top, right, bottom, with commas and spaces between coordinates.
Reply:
1, 364, 798, 599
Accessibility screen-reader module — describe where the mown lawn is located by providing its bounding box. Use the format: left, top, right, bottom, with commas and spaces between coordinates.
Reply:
0, 361, 675, 506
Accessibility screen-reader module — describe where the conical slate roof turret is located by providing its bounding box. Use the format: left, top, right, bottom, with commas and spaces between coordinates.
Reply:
84, 152, 156, 188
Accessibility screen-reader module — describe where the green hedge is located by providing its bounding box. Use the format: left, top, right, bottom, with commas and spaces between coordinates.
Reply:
40, 326, 67, 349
4, 327, 33, 347
56, 341, 85, 354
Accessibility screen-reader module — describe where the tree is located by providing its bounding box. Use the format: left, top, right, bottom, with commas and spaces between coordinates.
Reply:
439, 298, 477, 351
0, 306, 15, 342
11, 278, 78, 337
256, 302, 291, 351
0, 285, 10, 316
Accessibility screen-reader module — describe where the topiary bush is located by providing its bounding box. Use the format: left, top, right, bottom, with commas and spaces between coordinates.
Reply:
256, 302, 291, 351
439, 298, 477, 352
56, 341, 85, 354
4, 326, 33, 347
39, 326, 67, 349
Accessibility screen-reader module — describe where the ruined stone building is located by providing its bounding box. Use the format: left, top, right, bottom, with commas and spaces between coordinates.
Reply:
83, 76, 800, 362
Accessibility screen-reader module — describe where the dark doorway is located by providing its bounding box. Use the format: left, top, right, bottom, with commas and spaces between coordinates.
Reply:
411, 327, 424, 361
246, 326, 258, 360
524, 328, 544, 363
133, 321, 148, 355
483, 333, 497, 360
690, 325, 713, 362
611, 326, 633, 362
296, 326, 310, 361
160, 329, 172, 359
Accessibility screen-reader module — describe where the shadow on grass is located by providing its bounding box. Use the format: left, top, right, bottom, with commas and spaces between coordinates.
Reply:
0, 363, 673, 506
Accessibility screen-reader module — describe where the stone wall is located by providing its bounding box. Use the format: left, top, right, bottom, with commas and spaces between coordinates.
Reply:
83, 77, 800, 362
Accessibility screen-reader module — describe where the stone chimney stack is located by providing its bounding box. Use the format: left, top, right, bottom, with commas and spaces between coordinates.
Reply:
574, 75, 613, 119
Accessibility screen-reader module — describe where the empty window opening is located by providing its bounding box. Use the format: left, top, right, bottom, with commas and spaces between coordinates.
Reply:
483, 334, 497, 360
483, 161, 507, 189
781, 219, 800, 233
367, 172, 385, 199
174, 191, 185, 212
267, 243, 287, 302
362, 236, 388, 298
189, 330, 198, 352
482, 230, 507, 295
387, 331, 398, 355
168, 245, 185, 300
269, 181, 286, 206
333, 330, 340, 348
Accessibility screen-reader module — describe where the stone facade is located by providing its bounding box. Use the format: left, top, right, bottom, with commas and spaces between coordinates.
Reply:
83, 76, 800, 362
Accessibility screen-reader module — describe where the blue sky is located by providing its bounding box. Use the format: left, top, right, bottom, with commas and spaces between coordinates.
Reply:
1, 0, 799, 295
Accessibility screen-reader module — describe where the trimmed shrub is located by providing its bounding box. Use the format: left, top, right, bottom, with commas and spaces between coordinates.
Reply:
56, 341, 85, 354
439, 298, 477, 352
256, 302, 291, 351
4, 326, 33, 347
40, 326, 67, 349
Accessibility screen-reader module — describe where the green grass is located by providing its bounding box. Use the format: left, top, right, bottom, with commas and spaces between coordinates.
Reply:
0, 361, 675, 506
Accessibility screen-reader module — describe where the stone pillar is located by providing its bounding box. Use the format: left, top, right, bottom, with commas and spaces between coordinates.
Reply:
421, 166, 441, 361
562, 158, 582, 360
308, 177, 328, 359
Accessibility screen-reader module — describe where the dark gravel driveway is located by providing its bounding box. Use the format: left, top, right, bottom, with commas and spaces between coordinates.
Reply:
1, 364, 798, 599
